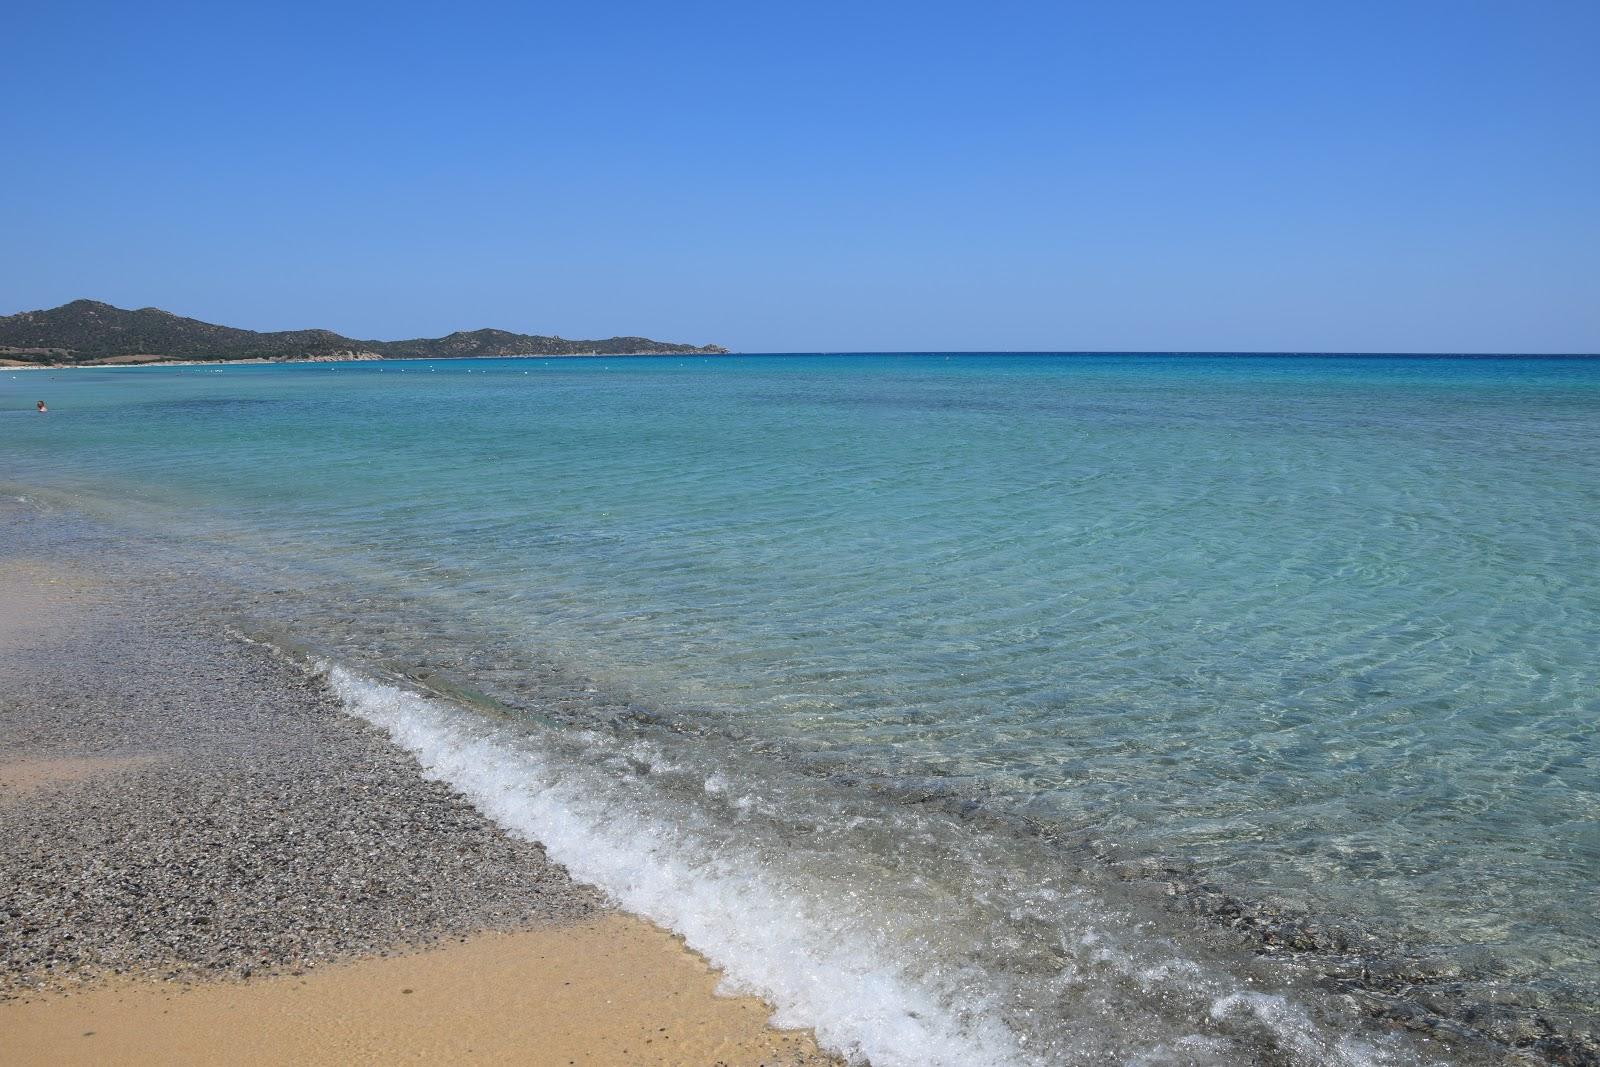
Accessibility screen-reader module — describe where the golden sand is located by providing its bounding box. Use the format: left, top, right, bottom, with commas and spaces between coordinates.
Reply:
0, 914, 834, 1066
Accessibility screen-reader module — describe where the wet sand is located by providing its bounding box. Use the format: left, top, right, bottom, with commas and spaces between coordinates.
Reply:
0, 754, 158, 802
0, 546, 835, 1064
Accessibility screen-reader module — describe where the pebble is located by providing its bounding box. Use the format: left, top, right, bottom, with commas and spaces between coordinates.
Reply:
0, 544, 602, 997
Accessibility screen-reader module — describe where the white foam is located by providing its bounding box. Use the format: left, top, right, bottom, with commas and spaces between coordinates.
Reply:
324, 664, 1029, 1067
1211, 993, 1390, 1067
324, 661, 1438, 1067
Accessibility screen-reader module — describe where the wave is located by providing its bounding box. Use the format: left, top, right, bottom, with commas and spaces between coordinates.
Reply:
320, 661, 1435, 1067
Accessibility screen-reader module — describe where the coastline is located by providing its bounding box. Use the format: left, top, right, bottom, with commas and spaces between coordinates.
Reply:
5, 354, 382, 369
1, 355, 732, 371
3, 352, 727, 369
0, 549, 835, 1064
6, 372, 1595, 1067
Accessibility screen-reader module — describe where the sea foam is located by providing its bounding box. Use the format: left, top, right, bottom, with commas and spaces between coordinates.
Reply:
321, 661, 1435, 1067
323, 663, 1029, 1067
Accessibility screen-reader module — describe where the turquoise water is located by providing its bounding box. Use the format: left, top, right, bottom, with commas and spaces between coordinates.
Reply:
5, 354, 1598, 1064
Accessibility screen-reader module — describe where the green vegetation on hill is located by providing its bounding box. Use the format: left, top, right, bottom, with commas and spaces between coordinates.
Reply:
0, 300, 728, 364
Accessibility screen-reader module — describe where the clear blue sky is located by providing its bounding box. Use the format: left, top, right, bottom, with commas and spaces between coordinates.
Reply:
4, 1, 1596, 352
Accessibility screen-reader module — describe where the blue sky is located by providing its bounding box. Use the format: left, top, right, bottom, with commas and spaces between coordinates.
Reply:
4, 1, 1596, 352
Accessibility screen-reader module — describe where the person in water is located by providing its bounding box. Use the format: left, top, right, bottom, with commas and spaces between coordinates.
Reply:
35, 400, 47, 412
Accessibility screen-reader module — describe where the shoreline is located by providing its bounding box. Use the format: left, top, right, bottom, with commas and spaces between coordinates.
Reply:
2, 497, 1591, 1065
0, 550, 835, 1064
1, 354, 383, 368
2, 351, 733, 370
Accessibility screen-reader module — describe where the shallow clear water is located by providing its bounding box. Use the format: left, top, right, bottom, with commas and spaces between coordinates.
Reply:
5, 354, 1598, 1064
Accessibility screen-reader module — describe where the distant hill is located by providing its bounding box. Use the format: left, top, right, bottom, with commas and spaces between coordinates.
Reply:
0, 300, 728, 364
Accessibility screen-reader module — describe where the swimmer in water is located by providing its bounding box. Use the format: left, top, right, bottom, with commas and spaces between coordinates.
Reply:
36, 400, 47, 413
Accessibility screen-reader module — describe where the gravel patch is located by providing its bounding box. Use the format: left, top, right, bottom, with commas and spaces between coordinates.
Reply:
0, 537, 603, 997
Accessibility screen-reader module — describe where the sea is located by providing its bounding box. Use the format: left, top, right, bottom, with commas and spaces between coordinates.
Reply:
4, 353, 1597, 1066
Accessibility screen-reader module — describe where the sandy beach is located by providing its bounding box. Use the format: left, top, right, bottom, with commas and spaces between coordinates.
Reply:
0, 549, 835, 1065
